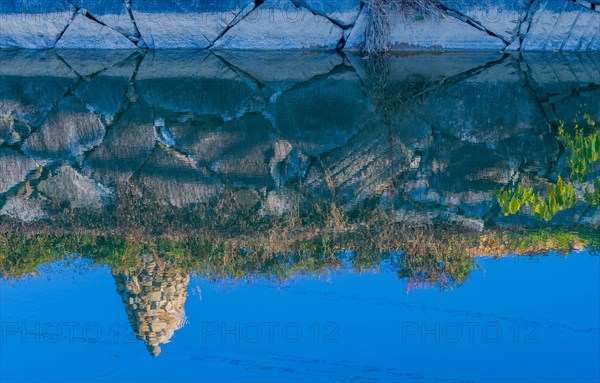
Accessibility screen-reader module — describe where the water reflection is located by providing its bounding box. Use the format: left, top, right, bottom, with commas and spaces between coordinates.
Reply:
1, 50, 599, 234
497, 116, 600, 220
113, 253, 190, 356
1, 50, 599, 289
1, 244, 598, 381
2, 226, 597, 283
1, 50, 599, 382
0, 227, 596, 362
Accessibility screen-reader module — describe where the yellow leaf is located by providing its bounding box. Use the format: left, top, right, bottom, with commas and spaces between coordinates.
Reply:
509, 196, 521, 214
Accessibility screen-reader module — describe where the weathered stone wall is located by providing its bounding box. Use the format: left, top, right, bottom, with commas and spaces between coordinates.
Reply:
1, 50, 598, 228
0, 0, 598, 50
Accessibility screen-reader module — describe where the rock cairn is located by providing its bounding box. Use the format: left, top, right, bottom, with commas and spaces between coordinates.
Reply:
113, 253, 190, 356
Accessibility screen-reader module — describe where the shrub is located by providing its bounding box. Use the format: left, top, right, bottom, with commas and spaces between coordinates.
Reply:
364, 0, 439, 54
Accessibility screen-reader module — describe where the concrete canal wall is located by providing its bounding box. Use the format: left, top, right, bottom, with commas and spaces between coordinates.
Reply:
0, 0, 599, 51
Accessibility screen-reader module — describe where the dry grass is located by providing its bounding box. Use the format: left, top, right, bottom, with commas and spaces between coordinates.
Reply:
364, 0, 440, 54
1, 224, 597, 290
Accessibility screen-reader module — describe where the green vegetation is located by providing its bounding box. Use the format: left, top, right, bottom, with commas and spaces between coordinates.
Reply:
496, 176, 577, 221
395, 231, 474, 291
481, 227, 597, 254
3, 112, 598, 289
558, 116, 599, 182
584, 178, 600, 206
2, 226, 596, 290
497, 116, 599, 221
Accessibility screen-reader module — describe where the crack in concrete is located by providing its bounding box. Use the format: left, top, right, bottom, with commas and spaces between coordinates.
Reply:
6, 50, 510, 186
516, 54, 569, 130
76, 51, 145, 133
55, 6, 140, 49
211, 51, 266, 90
15, 0, 599, 51
571, 0, 600, 12
518, 0, 541, 47
125, 0, 143, 40
62, 0, 148, 48
436, 3, 510, 45
340, 1, 366, 51
289, 0, 352, 29
81, 10, 127, 37
278, 54, 507, 168
52, 8, 79, 48
208, 1, 262, 49
76, 51, 147, 179
503, 0, 537, 49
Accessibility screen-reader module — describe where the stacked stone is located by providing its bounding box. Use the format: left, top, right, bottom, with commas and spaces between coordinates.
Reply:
1, 51, 599, 229
113, 253, 190, 356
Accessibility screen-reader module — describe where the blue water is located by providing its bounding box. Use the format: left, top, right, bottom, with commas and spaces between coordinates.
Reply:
1, 253, 599, 382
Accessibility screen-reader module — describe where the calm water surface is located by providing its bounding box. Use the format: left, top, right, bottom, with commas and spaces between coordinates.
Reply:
1, 50, 599, 382
1, 253, 599, 382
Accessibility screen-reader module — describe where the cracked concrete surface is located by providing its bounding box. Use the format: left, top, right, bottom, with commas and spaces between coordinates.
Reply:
521, 0, 600, 51
55, 12, 138, 49
0, 0, 598, 50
